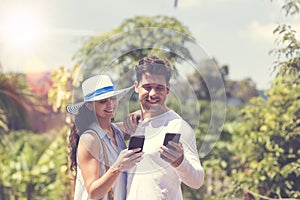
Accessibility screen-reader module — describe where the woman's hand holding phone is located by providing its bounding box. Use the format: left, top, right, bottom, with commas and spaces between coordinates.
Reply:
111, 148, 144, 172
128, 135, 145, 153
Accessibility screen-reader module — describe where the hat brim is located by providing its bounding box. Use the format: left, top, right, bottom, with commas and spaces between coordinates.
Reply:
66, 85, 133, 115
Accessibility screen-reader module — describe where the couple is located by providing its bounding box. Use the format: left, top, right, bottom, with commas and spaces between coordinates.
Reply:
67, 55, 204, 200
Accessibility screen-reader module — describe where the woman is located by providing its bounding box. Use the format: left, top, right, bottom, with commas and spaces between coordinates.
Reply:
67, 74, 143, 200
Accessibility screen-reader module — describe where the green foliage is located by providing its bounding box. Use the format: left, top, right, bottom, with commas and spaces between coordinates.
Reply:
270, 0, 300, 82
198, 102, 241, 199
278, 0, 300, 16
188, 59, 228, 101
0, 128, 70, 199
271, 24, 300, 81
219, 1, 300, 199
113, 96, 141, 123
226, 78, 260, 104
73, 15, 195, 79
0, 73, 32, 131
226, 77, 300, 199
47, 65, 80, 113
188, 58, 259, 103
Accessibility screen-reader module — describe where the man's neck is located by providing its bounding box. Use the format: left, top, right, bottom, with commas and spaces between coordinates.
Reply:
141, 105, 169, 119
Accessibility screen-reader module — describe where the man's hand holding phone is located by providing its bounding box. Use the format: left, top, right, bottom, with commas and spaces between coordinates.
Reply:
160, 133, 184, 167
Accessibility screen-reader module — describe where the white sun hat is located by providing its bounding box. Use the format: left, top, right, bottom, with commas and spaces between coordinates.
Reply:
66, 74, 133, 115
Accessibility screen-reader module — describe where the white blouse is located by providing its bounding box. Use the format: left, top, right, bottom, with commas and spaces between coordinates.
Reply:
73, 122, 127, 200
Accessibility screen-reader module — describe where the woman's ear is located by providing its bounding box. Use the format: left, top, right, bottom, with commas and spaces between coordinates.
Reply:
85, 102, 94, 111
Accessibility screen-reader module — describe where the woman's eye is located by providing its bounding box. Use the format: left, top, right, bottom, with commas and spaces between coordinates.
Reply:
98, 100, 107, 104
111, 96, 117, 101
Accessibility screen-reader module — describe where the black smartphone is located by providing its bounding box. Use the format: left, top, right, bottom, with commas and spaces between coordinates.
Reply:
128, 135, 145, 153
163, 133, 181, 148
164, 133, 181, 146
161, 133, 181, 160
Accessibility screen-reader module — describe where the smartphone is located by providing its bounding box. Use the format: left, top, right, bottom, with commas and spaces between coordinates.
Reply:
161, 133, 181, 160
128, 135, 145, 153
163, 133, 181, 148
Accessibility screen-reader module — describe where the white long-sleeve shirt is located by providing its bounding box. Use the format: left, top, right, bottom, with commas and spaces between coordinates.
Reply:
126, 110, 204, 200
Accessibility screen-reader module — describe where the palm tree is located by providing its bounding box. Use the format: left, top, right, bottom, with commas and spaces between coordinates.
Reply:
0, 72, 31, 132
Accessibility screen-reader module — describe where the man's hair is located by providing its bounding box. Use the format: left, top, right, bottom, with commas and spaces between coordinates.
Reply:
135, 55, 173, 84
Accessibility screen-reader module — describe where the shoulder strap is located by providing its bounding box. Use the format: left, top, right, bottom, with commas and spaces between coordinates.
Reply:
98, 134, 115, 200
99, 139, 110, 171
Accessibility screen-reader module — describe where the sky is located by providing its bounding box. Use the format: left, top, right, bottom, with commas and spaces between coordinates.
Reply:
0, 0, 299, 90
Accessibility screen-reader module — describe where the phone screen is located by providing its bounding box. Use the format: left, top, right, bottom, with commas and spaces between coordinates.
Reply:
128, 135, 145, 153
163, 133, 181, 147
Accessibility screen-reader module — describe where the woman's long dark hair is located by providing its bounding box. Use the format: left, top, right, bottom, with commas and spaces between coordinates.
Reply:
68, 104, 96, 172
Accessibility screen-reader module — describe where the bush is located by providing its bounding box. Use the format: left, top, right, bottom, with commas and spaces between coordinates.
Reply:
0, 128, 71, 199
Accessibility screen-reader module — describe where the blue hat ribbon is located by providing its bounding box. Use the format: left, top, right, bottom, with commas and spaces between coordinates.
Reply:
84, 86, 114, 101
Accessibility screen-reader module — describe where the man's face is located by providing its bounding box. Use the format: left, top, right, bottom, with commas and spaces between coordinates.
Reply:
134, 72, 170, 113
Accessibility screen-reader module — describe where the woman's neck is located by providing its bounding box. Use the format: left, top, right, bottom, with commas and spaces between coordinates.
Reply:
98, 118, 117, 146
98, 118, 112, 130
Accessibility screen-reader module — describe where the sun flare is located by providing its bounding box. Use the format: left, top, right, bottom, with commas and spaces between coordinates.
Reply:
1, 8, 43, 50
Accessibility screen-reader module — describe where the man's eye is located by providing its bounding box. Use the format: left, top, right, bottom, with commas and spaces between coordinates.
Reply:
143, 86, 152, 91
156, 86, 164, 91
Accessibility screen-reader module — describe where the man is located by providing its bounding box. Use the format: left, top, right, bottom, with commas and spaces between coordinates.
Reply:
126, 55, 204, 199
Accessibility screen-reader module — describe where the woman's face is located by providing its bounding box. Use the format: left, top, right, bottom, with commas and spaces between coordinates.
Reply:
87, 96, 119, 120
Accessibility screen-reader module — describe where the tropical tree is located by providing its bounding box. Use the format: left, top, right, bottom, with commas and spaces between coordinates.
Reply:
72, 15, 196, 81
0, 72, 31, 132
